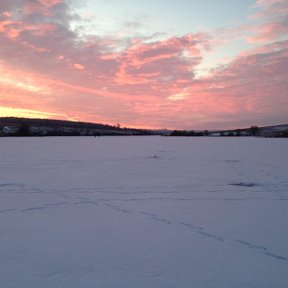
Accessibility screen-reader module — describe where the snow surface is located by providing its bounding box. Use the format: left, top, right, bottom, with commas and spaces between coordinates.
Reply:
0, 136, 288, 288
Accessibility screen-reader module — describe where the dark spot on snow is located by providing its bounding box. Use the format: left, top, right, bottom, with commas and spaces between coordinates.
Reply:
265, 252, 288, 261
229, 182, 258, 187
147, 154, 160, 159
151, 217, 171, 224
197, 231, 224, 242
235, 239, 267, 251
21, 206, 47, 212
225, 160, 241, 163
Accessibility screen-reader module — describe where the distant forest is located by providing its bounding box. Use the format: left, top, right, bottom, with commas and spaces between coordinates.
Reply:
0, 117, 287, 137
0, 117, 125, 130
0, 117, 155, 136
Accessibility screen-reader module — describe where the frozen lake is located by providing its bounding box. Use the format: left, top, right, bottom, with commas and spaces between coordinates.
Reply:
0, 136, 288, 288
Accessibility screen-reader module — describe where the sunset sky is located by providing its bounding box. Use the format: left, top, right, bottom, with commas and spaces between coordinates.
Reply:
0, 0, 287, 129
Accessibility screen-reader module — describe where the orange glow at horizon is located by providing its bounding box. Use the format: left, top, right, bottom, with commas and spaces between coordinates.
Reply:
0, 107, 73, 121
0, 106, 162, 130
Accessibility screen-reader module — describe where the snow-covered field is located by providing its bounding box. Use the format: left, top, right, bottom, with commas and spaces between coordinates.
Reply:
0, 136, 287, 288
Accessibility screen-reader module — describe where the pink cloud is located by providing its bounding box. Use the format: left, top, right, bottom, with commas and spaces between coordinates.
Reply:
2, 11, 11, 17
248, 21, 288, 42
113, 34, 204, 90
0, 0, 287, 129
253, 0, 288, 18
246, 0, 288, 43
23, 0, 65, 17
73, 63, 85, 70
